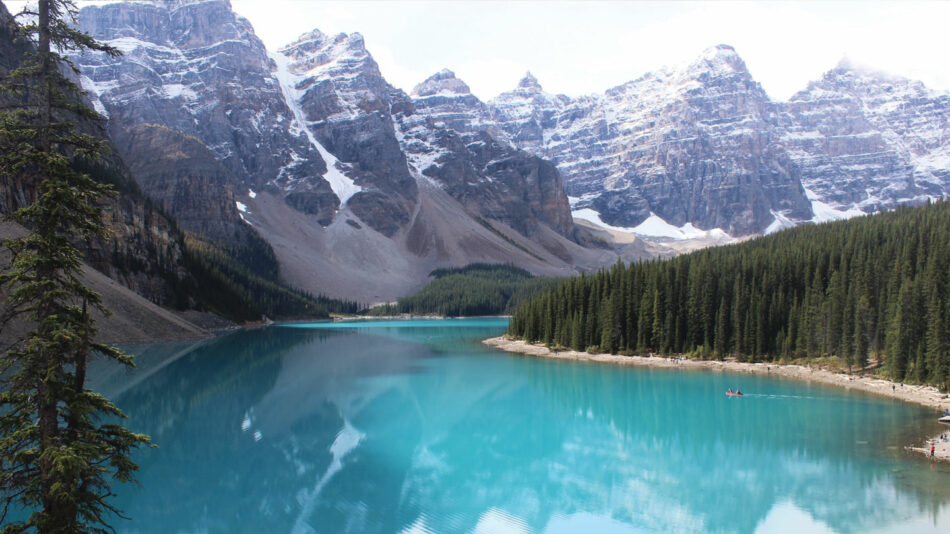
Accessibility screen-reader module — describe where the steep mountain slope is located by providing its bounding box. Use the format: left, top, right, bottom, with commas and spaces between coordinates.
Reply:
398, 69, 574, 238
113, 123, 252, 248
69, 1, 641, 303
68, 1, 950, 303
0, 223, 209, 344
271, 28, 417, 235
484, 47, 950, 236
75, 0, 340, 224
0, 1, 198, 309
487, 45, 814, 236
776, 61, 950, 213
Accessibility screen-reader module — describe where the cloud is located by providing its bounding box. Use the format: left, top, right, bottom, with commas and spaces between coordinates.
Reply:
454, 58, 529, 101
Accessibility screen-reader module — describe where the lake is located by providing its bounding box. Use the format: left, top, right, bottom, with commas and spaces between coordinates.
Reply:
88, 318, 950, 533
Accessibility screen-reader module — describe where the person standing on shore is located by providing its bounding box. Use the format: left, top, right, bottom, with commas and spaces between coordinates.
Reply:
932, 442, 936, 459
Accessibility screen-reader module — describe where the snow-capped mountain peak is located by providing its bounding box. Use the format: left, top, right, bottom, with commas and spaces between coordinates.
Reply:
693, 44, 748, 74
412, 69, 473, 97
517, 71, 543, 92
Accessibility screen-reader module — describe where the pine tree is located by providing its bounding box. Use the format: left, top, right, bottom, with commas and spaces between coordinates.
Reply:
0, 1, 150, 531
505, 198, 950, 388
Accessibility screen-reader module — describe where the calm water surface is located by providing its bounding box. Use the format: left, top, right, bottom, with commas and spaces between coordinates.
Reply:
88, 318, 950, 533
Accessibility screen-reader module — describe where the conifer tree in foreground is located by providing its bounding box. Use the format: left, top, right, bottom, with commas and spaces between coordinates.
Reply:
0, 1, 150, 531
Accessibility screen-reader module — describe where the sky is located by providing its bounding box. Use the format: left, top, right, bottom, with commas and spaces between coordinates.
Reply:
7, 0, 950, 101
227, 0, 950, 102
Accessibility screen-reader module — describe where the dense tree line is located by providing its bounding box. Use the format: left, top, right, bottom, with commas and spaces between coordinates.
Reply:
369, 263, 558, 317
510, 201, 950, 389
183, 236, 360, 321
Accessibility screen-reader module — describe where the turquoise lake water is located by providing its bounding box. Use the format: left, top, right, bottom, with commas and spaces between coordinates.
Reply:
86, 318, 950, 533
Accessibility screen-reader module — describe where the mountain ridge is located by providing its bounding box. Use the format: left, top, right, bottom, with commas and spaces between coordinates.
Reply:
64, 0, 950, 302
71, 0, 636, 302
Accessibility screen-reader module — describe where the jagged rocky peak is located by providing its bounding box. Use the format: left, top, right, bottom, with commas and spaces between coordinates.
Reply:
496, 71, 558, 102
629, 44, 753, 96
692, 44, 749, 74
486, 43, 812, 236
279, 29, 375, 75
75, 1, 339, 223
488, 71, 571, 151
81, 0, 251, 49
75, 1, 329, 179
807, 58, 931, 99
398, 73, 575, 240
274, 26, 418, 237
517, 71, 543, 92
830, 56, 897, 78
413, 69, 472, 97
408, 69, 490, 134
276, 28, 397, 116
778, 57, 950, 214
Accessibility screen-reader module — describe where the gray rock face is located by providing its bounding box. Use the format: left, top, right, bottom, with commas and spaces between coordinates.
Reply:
112, 123, 251, 247
0, 1, 194, 307
487, 46, 814, 236
74, 0, 339, 225
397, 69, 575, 238
485, 47, 950, 235
776, 61, 950, 211
67, 0, 588, 302
410, 69, 493, 133
489, 71, 573, 153
70, 1, 950, 245
273, 29, 418, 236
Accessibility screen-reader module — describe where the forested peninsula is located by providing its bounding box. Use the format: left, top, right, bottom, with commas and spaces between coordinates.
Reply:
508, 201, 950, 389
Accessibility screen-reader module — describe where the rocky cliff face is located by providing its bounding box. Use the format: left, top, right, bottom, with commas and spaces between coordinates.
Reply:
75, 0, 578, 242
775, 61, 950, 212
64, 0, 950, 301
74, 0, 341, 225
112, 123, 252, 248
0, 2, 193, 307
487, 46, 814, 236
397, 69, 574, 238
68, 0, 606, 303
484, 47, 950, 235
272, 29, 417, 236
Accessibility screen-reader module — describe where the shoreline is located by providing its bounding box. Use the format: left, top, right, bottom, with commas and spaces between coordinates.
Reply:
483, 336, 950, 462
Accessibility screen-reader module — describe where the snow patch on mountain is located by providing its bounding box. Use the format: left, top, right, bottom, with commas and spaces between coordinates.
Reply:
764, 210, 798, 235
394, 119, 450, 174
78, 74, 110, 118
573, 208, 733, 241
805, 188, 865, 223
270, 50, 361, 205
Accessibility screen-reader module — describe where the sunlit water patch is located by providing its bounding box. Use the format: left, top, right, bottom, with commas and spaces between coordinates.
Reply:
84, 318, 950, 533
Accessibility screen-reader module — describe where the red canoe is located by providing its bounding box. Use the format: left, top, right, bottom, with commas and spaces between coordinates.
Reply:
726, 391, 743, 397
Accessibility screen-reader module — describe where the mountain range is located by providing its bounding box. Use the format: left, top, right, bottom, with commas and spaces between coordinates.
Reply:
7, 0, 950, 315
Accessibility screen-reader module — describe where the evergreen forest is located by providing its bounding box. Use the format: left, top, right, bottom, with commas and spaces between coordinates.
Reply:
369, 263, 558, 317
509, 201, 950, 389
182, 235, 360, 322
